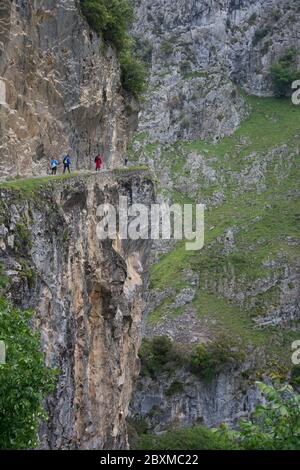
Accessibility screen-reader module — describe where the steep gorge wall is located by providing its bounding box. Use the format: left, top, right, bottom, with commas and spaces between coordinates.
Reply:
132, 0, 300, 143
0, 171, 154, 449
0, 0, 137, 178
128, 0, 300, 433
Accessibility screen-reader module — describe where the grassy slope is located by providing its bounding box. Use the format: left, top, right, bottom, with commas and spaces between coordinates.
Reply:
134, 95, 300, 359
0, 173, 81, 192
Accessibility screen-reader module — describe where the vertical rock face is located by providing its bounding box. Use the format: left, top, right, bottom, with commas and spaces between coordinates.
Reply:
128, 0, 300, 434
0, 171, 155, 449
132, 0, 300, 143
0, 0, 137, 178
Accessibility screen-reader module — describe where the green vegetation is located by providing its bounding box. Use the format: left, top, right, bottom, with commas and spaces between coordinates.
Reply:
183, 95, 300, 159
112, 165, 149, 173
0, 298, 57, 449
166, 380, 184, 396
139, 336, 188, 378
270, 48, 300, 97
119, 50, 147, 97
190, 334, 246, 381
139, 335, 249, 383
80, 0, 146, 97
0, 173, 81, 193
182, 71, 208, 81
141, 95, 300, 362
135, 424, 235, 450
19, 260, 36, 289
80, 0, 133, 50
291, 365, 300, 387
216, 382, 300, 450
252, 26, 271, 46
14, 223, 32, 253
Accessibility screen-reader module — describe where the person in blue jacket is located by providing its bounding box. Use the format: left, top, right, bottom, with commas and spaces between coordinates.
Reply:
63, 154, 71, 174
51, 158, 59, 175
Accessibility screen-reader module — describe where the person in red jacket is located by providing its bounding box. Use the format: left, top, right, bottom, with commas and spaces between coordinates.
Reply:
95, 154, 103, 171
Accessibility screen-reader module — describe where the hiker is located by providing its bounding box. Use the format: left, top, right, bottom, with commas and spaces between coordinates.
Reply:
51, 158, 59, 175
63, 154, 71, 174
95, 154, 103, 172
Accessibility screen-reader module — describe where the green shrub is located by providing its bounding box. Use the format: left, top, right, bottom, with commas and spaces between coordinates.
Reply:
0, 298, 57, 449
80, 0, 133, 50
80, 0, 146, 96
139, 336, 186, 378
270, 48, 300, 97
127, 416, 149, 448
216, 382, 300, 450
20, 260, 36, 289
120, 50, 147, 97
14, 223, 32, 253
190, 334, 246, 381
291, 365, 300, 387
166, 380, 184, 397
135, 425, 236, 450
252, 26, 271, 46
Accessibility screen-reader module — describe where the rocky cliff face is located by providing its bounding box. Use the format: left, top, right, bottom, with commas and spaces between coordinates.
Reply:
129, 0, 300, 434
0, 170, 154, 449
130, 364, 261, 432
132, 0, 300, 143
0, 0, 137, 178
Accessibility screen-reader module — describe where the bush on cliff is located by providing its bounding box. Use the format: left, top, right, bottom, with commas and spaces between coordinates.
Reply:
119, 50, 147, 97
270, 48, 300, 97
139, 336, 187, 378
80, 0, 133, 51
0, 299, 57, 449
190, 334, 246, 381
80, 0, 146, 97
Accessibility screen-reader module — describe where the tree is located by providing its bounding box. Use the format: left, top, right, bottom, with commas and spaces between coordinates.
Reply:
215, 382, 300, 450
0, 298, 57, 449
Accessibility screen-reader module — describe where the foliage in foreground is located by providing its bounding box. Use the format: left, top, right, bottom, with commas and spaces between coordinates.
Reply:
0, 298, 57, 449
216, 382, 300, 450
80, 0, 146, 97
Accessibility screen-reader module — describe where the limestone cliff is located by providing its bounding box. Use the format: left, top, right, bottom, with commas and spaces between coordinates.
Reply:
132, 0, 300, 143
128, 0, 300, 434
0, 0, 137, 178
0, 170, 154, 449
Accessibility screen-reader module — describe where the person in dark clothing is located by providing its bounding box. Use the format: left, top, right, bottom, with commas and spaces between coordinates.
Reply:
63, 155, 71, 173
